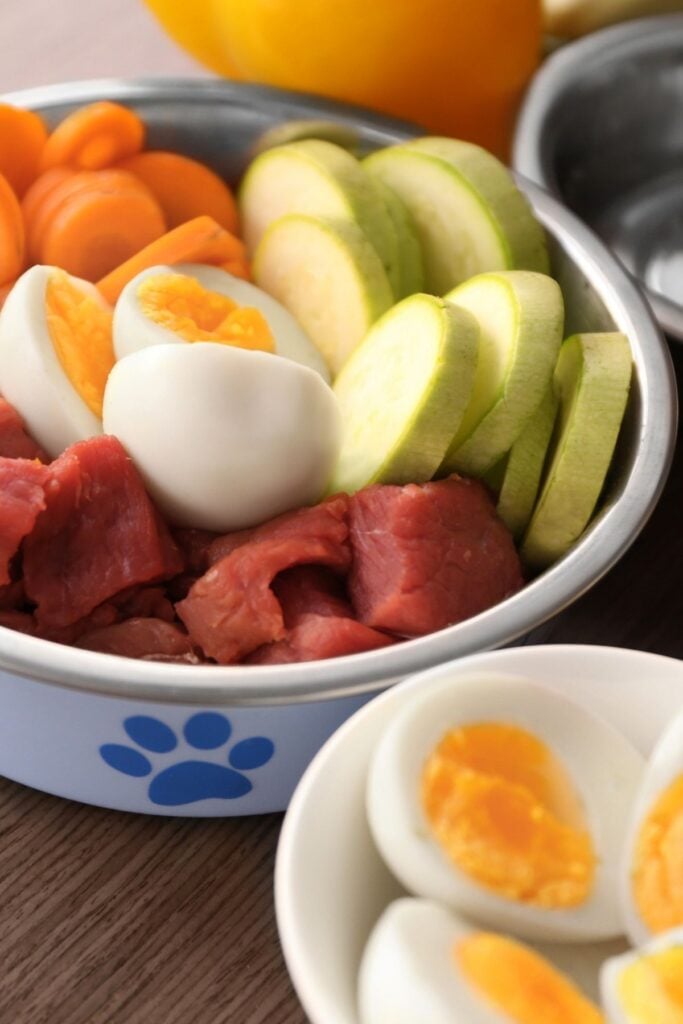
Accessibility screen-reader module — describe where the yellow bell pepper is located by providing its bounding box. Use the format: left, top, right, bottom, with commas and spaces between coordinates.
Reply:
143, 0, 543, 159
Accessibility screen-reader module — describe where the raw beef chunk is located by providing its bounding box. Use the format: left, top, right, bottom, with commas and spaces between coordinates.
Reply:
77, 617, 197, 660
0, 398, 48, 462
0, 458, 50, 584
177, 497, 351, 664
24, 436, 183, 627
348, 476, 523, 636
247, 566, 394, 664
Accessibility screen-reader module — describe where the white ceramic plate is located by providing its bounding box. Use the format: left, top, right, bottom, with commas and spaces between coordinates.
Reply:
275, 644, 683, 1024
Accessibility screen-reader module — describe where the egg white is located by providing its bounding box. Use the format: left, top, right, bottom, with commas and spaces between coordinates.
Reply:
113, 262, 330, 380
0, 265, 104, 458
366, 672, 645, 943
102, 341, 340, 531
619, 707, 683, 946
359, 899, 507, 1024
600, 926, 683, 1024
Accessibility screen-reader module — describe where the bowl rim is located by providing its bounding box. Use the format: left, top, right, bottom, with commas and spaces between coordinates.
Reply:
0, 78, 676, 707
274, 643, 683, 1024
513, 13, 683, 342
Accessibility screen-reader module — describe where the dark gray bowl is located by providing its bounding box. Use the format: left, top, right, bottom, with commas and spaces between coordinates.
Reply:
514, 14, 683, 341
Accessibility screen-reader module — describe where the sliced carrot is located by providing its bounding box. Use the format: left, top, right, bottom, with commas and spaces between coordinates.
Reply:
97, 215, 246, 304
118, 151, 240, 233
0, 104, 48, 196
40, 101, 145, 172
21, 167, 76, 253
26, 169, 161, 266
0, 278, 16, 310
218, 256, 252, 281
0, 174, 25, 284
40, 181, 166, 282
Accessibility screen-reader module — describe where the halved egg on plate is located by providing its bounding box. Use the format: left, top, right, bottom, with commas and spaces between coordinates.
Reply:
359, 898, 604, 1023
601, 926, 683, 1023
620, 707, 683, 945
367, 673, 645, 942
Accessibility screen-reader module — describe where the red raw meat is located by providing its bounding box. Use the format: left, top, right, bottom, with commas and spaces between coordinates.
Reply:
274, 565, 351, 622
0, 458, 50, 584
247, 566, 395, 665
112, 585, 176, 623
24, 436, 183, 628
77, 617, 197, 660
177, 497, 351, 664
206, 497, 350, 567
173, 528, 218, 575
37, 601, 120, 645
0, 580, 25, 610
0, 610, 36, 634
348, 476, 523, 636
0, 398, 48, 462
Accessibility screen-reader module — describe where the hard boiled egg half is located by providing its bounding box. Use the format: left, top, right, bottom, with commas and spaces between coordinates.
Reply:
359, 898, 604, 1024
0, 265, 114, 457
601, 927, 683, 1023
113, 263, 330, 380
367, 673, 645, 943
619, 706, 683, 946
103, 341, 340, 531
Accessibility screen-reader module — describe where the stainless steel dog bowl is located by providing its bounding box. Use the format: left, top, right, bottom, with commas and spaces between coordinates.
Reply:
514, 15, 683, 341
0, 78, 675, 816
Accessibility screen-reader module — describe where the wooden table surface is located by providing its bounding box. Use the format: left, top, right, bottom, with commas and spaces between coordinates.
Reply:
0, 2, 682, 1022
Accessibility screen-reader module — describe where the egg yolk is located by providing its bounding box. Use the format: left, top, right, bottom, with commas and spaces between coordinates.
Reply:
632, 776, 683, 934
455, 934, 604, 1023
137, 273, 275, 352
46, 270, 114, 418
421, 723, 596, 908
618, 948, 683, 1023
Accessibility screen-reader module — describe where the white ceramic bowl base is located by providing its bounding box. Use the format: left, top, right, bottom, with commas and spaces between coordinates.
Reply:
275, 645, 683, 1024
0, 669, 374, 816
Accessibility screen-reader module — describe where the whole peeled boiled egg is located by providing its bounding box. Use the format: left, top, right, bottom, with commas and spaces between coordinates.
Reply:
619, 707, 683, 946
359, 898, 604, 1024
367, 673, 645, 943
102, 341, 340, 531
113, 262, 329, 379
601, 927, 683, 1024
0, 265, 114, 457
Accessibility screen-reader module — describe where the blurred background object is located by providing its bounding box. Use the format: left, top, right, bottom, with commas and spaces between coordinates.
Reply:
514, 13, 683, 341
0, 0, 203, 91
143, 0, 543, 158
543, 0, 683, 36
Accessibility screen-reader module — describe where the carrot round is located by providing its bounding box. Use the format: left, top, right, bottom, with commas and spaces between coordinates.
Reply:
0, 104, 48, 196
218, 256, 252, 281
0, 174, 25, 285
40, 101, 145, 172
117, 151, 239, 233
40, 178, 166, 281
21, 167, 76, 251
97, 215, 246, 304
0, 278, 16, 309
26, 169, 161, 265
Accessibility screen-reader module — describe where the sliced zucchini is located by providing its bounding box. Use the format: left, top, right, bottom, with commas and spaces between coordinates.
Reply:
364, 137, 549, 294
495, 386, 559, 539
330, 293, 479, 494
521, 332, 633, 569
239, 139, 401, 294
253, 213, 394, 376
375, 180, 425, 298
441, 270, 564, 476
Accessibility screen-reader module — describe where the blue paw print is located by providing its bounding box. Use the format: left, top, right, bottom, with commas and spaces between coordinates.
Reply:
99, 713, 275, 806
